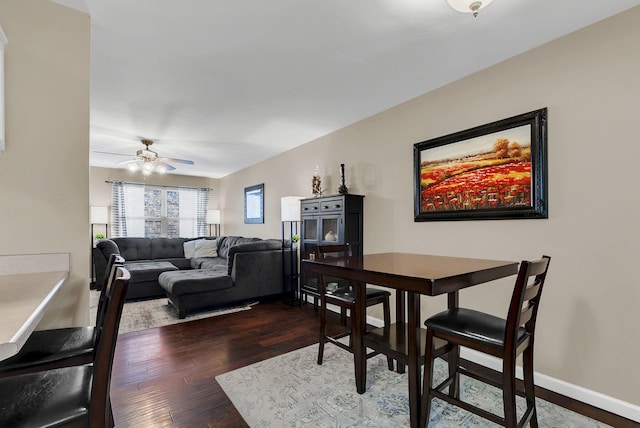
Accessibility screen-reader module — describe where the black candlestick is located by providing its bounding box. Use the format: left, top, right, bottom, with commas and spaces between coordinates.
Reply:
338, 163, 348, 194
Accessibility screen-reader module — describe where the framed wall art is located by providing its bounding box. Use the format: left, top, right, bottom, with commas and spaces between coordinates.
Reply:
414, 108, 548, 221
244, 183, 264, 224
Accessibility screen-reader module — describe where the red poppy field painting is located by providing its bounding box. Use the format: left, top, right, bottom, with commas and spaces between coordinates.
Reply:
414, 109, 548, 221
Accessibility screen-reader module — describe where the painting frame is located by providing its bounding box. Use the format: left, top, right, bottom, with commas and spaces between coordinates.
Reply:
244, 183, 264, 224
414, 108, 548, 221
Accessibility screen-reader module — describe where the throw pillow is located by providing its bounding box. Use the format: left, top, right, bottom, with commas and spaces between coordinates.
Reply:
194, 239, 218, 258
183, 239, 205, 259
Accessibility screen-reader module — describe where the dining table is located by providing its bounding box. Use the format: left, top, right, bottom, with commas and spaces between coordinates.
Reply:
302, 252, 519, 428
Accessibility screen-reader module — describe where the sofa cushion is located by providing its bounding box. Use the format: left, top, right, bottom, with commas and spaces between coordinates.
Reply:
150, 238, 188, 259
124, 261, 178, 283
157, 258, 192, 270
194, 239, 218, 258
217, 236, 260, 258
200, 259, 228, 273
159, 270, 233, 296
190, 257, 224, 270
113, 237, 152, 261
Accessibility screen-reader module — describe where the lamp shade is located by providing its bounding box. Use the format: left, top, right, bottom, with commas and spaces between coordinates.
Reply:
281, 196, 304, 222
90, 206, 109, 224
206, 209, 221, 225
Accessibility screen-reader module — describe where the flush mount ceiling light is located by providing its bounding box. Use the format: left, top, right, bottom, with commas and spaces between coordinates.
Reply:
446, 0, 494, 17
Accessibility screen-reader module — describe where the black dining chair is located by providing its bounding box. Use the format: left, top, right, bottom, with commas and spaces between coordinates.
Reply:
420, 256, 551, 428
0, 254, 124, 378
0, 266, 130, 428
315, 244, 394, 371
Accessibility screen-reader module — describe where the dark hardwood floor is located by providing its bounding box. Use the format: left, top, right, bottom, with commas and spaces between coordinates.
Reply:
110, 299, 635, 427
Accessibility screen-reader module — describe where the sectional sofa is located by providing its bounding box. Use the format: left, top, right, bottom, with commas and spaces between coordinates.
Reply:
93, 236, 285, 316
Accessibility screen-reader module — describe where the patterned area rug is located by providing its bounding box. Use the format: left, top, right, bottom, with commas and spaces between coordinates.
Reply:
90, 290, 254, 334
216, 343, 610, 427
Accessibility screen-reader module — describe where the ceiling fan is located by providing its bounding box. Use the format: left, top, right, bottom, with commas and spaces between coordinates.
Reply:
99, 139, 195, 176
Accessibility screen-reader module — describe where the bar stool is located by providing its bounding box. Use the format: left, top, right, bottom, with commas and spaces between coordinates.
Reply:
316, 244, 394, 371
421, 256, 551, 427
0, 266, 130, 428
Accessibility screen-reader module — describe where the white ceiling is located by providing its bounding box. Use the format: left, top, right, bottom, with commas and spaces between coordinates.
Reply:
54, 0, 640, 178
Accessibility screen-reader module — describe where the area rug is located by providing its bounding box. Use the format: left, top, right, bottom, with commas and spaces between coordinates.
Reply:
216, 343, 610, 427
90, 290, 254, 334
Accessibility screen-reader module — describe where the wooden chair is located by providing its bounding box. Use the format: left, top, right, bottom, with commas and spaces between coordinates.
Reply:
0, 266, 130, 428
420, 256, 551, 428
0, 254, 124, 378
315, 244, 394, 370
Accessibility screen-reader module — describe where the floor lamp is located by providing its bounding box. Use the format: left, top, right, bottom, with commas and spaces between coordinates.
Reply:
206, 209, 221, 237
281, 196, 303, 306
90, 206, 108, 287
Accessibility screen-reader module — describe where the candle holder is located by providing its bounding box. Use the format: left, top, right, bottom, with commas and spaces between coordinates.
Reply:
338, 163, 349, 195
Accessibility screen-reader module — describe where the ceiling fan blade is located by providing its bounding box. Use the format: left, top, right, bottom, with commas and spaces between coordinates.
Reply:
157, 157, 195, 165
116, 159, 140, 165
93, 150, 131, 157
154, 161, 176, 171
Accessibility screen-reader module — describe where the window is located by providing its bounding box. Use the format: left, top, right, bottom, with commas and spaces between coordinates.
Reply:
111, 182, 209, 238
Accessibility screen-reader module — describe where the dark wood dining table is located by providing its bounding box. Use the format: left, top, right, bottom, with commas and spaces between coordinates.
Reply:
302, 252, 519, 428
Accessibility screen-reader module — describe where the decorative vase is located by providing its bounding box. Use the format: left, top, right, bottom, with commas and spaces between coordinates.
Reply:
324, 230, 336, 242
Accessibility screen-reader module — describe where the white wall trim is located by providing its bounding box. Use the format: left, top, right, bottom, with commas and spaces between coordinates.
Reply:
460, 348, 640, 423
312, 299, 640, 423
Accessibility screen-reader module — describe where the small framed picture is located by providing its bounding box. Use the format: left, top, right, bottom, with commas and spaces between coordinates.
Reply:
244, 183, 264, 224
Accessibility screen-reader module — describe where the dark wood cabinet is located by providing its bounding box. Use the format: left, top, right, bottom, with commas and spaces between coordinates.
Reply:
299, 194, 364, 303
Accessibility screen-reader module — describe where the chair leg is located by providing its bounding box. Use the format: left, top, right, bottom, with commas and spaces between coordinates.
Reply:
523, 344, 538, 428
382, 297, 394, 371
502, 357, 518, 428
448, 344, 461, 398
420, 329, 436, 428
108, 396, 115, 427
317, 296, 327, 365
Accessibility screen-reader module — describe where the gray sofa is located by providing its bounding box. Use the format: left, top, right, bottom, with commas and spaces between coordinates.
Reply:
93, 237, 284, 309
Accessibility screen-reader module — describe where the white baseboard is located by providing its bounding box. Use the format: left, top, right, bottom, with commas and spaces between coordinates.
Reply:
460, 348, 640, 423
312, 299, 640, 423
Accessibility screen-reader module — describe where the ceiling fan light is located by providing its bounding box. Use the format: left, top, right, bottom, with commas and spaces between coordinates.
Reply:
142, 168, 153, 176
142, 161, 154, 172
156, 164, 168, 174
128, 163, 140, 172
446, 0, 493, 17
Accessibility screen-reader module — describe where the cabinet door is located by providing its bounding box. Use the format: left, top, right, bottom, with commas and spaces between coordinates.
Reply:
320, 215, 342, 244
302, 216, 318, 241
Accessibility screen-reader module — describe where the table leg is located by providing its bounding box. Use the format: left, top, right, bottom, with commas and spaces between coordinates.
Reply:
353, 280, 366, 394
407, 292, 421, 428
396, 290, 406, 374
447, 291, 460, 398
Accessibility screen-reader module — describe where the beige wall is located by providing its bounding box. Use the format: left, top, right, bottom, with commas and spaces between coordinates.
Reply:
0, 1, 90, 327
220, 7, 640, 406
